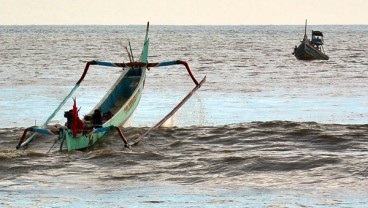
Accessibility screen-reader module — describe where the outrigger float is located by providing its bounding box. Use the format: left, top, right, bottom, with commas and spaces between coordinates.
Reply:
16, 22, 206, 151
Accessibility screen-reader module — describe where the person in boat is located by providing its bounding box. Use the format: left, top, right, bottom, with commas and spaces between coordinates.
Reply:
64, 110, 73, 129
64, 107, 85, 136
92, 109, 103, 128
103, 111, 112, 120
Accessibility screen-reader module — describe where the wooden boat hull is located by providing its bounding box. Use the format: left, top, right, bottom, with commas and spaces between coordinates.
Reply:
293, 20, 329, 61
64, 70, 145, 151
293, 39, 329, 60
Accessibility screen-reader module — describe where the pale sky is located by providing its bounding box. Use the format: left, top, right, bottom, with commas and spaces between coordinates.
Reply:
0, 0, 367, 25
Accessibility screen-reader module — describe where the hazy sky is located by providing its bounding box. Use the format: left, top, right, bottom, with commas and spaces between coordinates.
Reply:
1, 0, 367, 25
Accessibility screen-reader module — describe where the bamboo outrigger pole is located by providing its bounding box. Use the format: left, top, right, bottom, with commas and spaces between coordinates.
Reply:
130, 76, 206, 146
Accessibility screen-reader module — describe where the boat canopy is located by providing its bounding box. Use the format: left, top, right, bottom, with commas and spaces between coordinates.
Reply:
312, 31, 323, 37
311, 30, 324, 46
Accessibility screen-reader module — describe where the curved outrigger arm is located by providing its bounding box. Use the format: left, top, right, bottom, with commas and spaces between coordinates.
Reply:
91, 60, 201, 86
146, 60, 200, 85
16, 126, 59, 149
89, 125, 129, 148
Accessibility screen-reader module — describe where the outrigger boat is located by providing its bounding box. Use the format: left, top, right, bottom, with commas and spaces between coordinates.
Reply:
16, 22, 206, 151
293, 20, 329, 60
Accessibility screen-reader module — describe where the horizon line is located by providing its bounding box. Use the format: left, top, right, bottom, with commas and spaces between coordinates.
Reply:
1, 23, 367, 26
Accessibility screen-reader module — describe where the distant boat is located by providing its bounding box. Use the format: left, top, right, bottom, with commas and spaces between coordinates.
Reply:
293, 20, 329, 60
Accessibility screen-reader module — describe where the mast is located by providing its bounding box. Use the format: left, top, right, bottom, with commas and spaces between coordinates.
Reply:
304, 19, 307, 38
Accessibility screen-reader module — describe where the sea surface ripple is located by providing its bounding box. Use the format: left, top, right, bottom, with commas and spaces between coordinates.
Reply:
0, 25, 367, 207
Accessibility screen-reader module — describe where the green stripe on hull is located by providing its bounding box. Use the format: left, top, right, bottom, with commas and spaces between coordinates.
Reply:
65, 75, 145, 151
104, 84, 144, 127
65, 130, 104, 151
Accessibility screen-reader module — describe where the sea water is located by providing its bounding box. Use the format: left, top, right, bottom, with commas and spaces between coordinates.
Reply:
0, 25, 367, 207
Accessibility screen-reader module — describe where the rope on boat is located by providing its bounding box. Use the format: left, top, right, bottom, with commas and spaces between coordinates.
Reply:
47, 138, 59, 153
